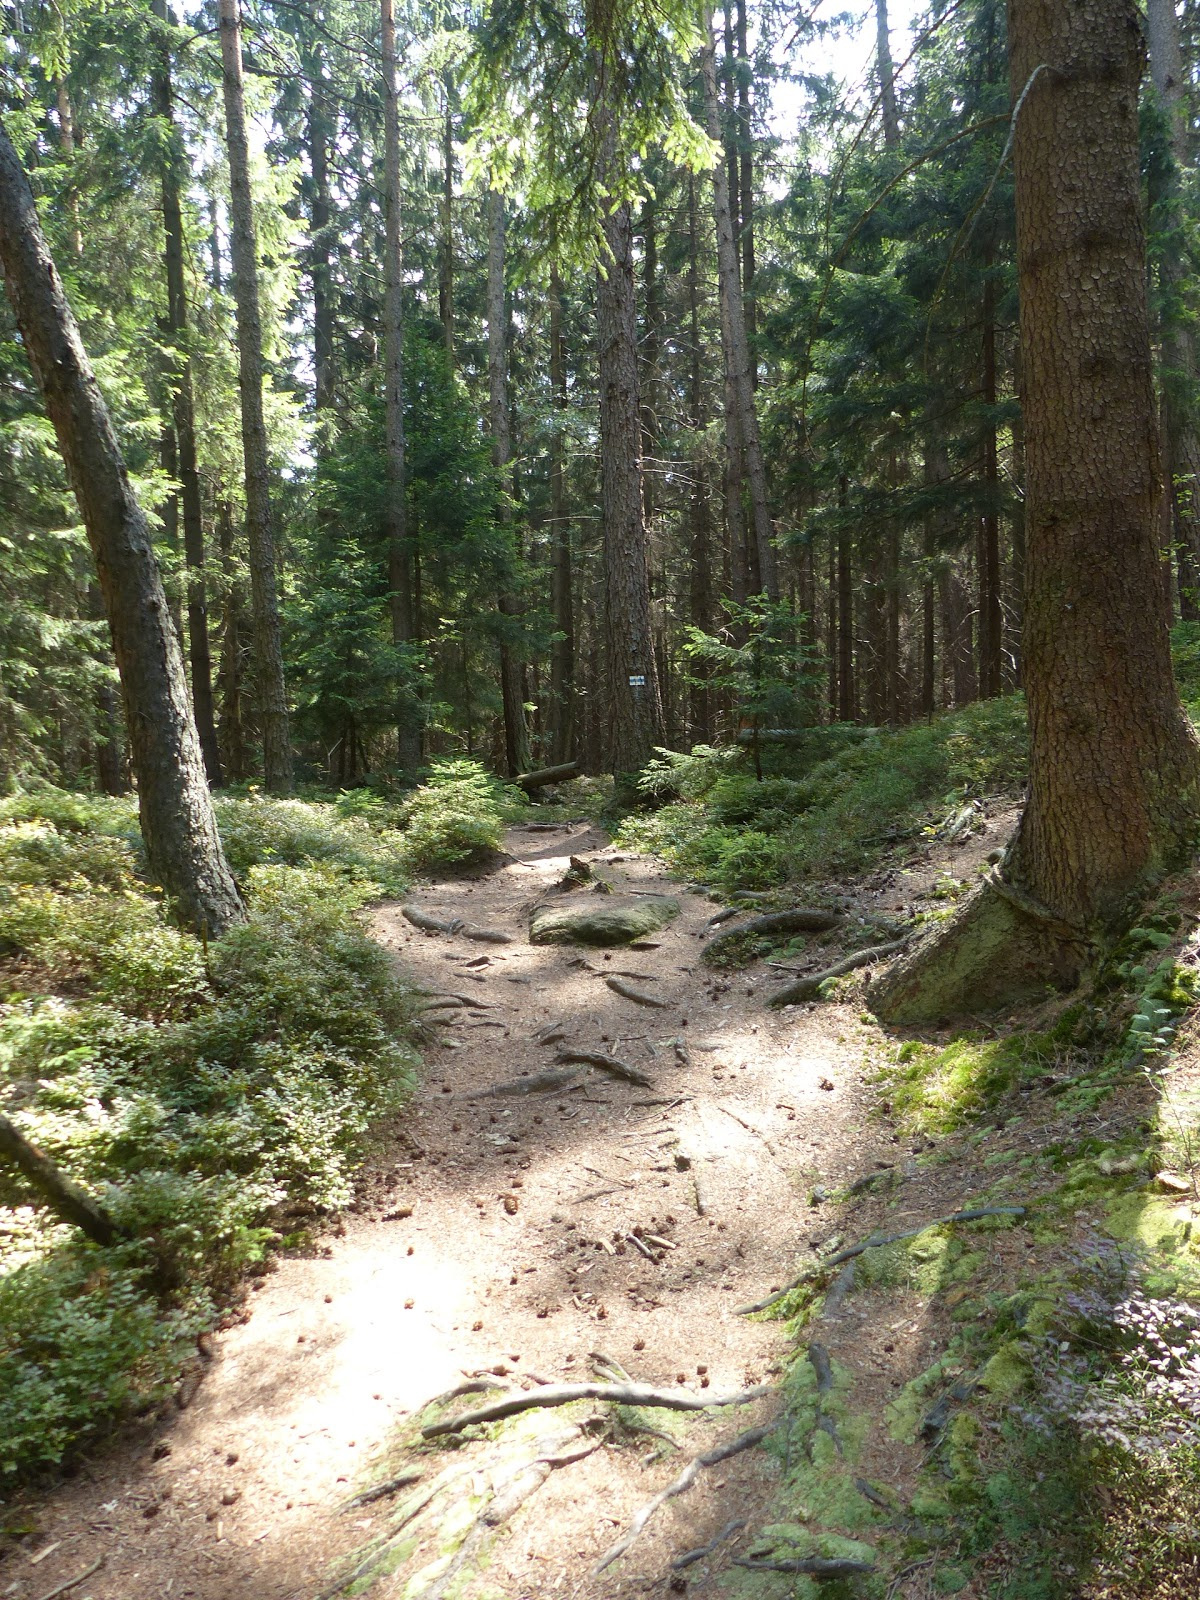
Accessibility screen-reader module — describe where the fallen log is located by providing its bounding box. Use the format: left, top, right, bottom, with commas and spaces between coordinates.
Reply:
704, 908, 843, 963
554, 1050, 654, 1088
515, 761, 579, 791
0, 1114, 118, 1247
421, 1379, 771, 1439
768, 935, 913, 1007
604, 976, 671, 1009
735, 1205, 1027, 1316
593, 1424, 775, 1573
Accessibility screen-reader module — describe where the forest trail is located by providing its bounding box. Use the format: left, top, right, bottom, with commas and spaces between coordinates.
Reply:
12, 823, 920, 1600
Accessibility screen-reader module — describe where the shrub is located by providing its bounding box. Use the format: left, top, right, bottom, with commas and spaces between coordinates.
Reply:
395, 757, 523, 867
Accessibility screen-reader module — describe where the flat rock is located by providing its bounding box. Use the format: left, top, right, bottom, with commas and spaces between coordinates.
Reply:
530, 895, 680, 947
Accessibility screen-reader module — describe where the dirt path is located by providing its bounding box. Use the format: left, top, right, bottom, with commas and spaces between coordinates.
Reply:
6, 824, 901, 1600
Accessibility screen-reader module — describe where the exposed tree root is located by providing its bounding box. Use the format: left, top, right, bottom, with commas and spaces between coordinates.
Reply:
421, 1379, 771, 1439
733, 1555, 876, 1577
554, 1050, 654, 1087
603, 976, 671, 1008
703, 908, 843, 963
768, 936, 912, 1007
866, 876, 1090, 1024
403, 906, 464, 935
592, 1423, 776, 1573
736, 1207, 1026, 1315
672, 1518, 747, 1570
462, 1067, 585, 1099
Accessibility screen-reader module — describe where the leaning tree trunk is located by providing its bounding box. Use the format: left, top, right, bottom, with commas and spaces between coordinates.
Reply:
0, 118, 242, 935
872, 0, 1200, 1023
218, 0, 292, 793
700, 6, 777, 602
486, 188, 533, 778
153, 0, 222, 786
381, 0, 422, 774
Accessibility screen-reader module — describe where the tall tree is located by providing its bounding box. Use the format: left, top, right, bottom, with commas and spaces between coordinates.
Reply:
381, 0, 422, 773
218, 0, 293, 792
486, 188, 533, 776
873, 0, 1200, 1021
0, 118, 242, 934
152, 0, 223, 785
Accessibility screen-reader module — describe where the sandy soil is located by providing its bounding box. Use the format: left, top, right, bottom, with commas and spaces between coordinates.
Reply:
0, 812, 1019, 1600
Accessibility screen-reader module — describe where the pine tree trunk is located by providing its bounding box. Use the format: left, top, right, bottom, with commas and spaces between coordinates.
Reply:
0, 118, 241, 934
700, 6, 777, 602
439, 81, 455, 361
686, 174, 714, 746
875, 0, 900, 145
381, 0, 421, 775
309, 77, 336, 421
735, 0, 757, 379
154, 0, 222, 786
217, 498, 250, 782
595, 195, 665, 776
217, 0, 292, 793
548, 260, 575, 765
836, 480, 855, 721
873, 0, 1200, 1022
1146, 0, 1200, 620
978, 271, 1003, 696
486, 189, 532, 778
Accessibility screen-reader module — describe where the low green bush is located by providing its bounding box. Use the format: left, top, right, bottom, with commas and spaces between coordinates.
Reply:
395, 757, 524, 867
619, 696, 1029, 894
0, 793, 421, 1483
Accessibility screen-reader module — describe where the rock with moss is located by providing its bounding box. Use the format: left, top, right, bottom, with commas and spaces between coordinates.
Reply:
529, 895, 680, 947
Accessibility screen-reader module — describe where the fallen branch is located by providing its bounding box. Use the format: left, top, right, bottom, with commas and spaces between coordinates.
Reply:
33, 1558, 107, 1600
704, 908, 843, 963
736, 1206, 1027, 1315
421, 1380, 771, 1439
515, 761, 579, 790
402, 906, 464, 935
555, 1050, 653, 1088
604, 976, 671, 1009
460, 926, 513, 945
672, 1518, 747, 1570
0, 1115, 118, 1247
768, 936, 913, 1007
593, 1423, 775, 1573
733, 1556, 876, 1577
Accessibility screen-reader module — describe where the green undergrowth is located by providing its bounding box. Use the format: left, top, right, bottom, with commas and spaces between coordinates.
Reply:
0, 786, 430, 1485
762, 902, 1200, 1595
616, 696, 1028, 896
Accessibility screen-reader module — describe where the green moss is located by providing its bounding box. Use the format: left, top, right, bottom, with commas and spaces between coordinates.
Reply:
979, 1342, 1031, 1401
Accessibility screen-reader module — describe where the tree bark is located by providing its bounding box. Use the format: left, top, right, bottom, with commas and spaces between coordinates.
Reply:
595, 194, 666, 776
978, 270, 1003, 696
381, 0, 422, 774
686, 173, 715, 744
0, 117, 241, 935
487, 188, 532, 777
700, 7, 777, 602
1146, 0, 1200, 620
217, 497, 250, 782
875, 0, 901, 146
548, 260, 575, 764
308, 73, 336, 422
734, 0, 757, 377
872, 0, 1200, 1023
218, 0, 292, 793
153, 0, 222, 786
836, 482, 855, 721
439, 83, 455, 361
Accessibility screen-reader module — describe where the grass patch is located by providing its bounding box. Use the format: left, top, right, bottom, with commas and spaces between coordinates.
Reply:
0, 788, 425, 1484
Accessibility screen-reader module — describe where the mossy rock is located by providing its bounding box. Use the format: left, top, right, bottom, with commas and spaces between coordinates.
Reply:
529, 895, 680, 947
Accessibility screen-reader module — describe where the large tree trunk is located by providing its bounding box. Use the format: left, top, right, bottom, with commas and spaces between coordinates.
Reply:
872, 0, 1200, 1023
308, 74, 336, 422
734, 0, 757, 377
381, 0, 421, 775
875, 0, 901, 145
548, 260, 575, 765
153, 0, 222, 787
217, 497, 250, 782
486, 188, 532, 778
1146, 0, 1200, 620
978, 270, 1004, 697
439, 82, 455, 361
0, 118, 241, 934
686, 174, 715, 745
595, 195, 666, 776
700, 6, 777, 602
217, 0, 292, 793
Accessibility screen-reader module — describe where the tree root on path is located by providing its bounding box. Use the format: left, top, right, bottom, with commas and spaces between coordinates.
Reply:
672, 1518, 747, 1570
462, 1067, 585, 1098
592, 1423, 776, 1573
604, 976, 672, 1008
736, 1207, 1027, 1315
421, 1379, 772, 1439
554, 1050, 654, 1087
733, 1555, 876, 1577
401, 905, 512, 944
768, 935, 913, 1007
703, 908, 843, 964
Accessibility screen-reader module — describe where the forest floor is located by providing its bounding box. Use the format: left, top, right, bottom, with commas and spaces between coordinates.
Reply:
4, 807, 1051, 1600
